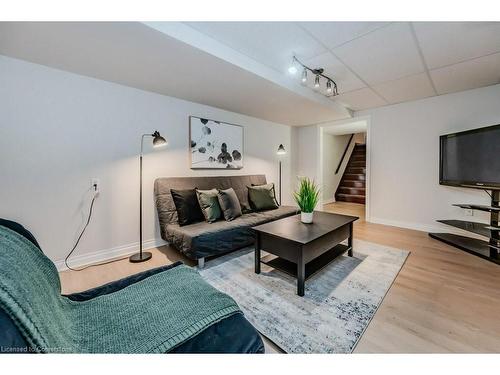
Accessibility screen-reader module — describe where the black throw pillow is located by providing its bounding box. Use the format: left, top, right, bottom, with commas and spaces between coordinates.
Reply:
170, 189, 205, 226
217, 188, 242, 221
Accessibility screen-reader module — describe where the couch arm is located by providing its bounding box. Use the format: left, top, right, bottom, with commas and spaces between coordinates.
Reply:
64, 262, 183, 301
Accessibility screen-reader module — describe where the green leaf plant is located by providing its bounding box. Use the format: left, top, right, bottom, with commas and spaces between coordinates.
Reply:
293, 177, 320, 213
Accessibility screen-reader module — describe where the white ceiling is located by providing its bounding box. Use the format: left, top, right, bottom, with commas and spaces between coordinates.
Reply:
186, 21, 500, 110
0, 22, 347, 126
1, 22, 499, 125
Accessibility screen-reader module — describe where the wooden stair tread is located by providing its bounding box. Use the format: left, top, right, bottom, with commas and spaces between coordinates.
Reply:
338, 187, 365, 191
346, 168, 366, 172
338, 188, 365, 196
341, 181, 365, 187
343, 174, 365, 180
335, 195, 366, 204
336, 193, 366, 198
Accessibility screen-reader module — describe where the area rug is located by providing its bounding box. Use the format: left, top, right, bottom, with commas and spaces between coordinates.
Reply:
199, 239, 409, 353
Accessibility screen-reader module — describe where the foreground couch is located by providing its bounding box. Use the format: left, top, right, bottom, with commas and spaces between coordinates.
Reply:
154, 175, 298, 267
0, 219, 264, 354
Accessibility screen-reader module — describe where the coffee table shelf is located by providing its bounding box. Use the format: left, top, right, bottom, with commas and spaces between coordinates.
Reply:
261, 243, 350, 281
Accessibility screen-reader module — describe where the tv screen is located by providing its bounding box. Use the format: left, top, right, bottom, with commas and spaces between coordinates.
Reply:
440, 124, 500, 189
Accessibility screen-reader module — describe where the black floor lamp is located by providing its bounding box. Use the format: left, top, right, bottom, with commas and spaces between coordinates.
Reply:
129, 131, 167, 263
276, 144, 286, 205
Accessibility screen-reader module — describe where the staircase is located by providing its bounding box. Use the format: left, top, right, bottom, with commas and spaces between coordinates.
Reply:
335, 144, 366, 204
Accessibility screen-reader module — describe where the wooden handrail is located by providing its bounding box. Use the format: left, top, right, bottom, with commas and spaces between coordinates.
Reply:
335, 134, 354, 174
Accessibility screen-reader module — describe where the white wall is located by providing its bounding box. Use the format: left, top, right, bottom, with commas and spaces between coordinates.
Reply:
356, 84, 500, 232
295, 124, 320, 182
0, 55, 292, 266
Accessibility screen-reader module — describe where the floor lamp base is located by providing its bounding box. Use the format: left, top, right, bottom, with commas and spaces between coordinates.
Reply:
129, 251, 152, 263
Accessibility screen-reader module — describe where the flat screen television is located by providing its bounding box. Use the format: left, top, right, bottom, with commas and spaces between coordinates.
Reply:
439, 124, 500, 190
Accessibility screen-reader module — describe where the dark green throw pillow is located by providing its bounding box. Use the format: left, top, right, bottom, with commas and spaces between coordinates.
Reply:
217, 188, 242, 221
248, 183, 279, 211
196, 189, 222, 223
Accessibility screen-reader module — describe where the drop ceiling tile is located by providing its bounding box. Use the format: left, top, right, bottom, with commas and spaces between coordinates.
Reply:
302, 52, 366, 93
413, 22, 500, 69
333, 22, 424, 85
334, 87, 387, 111
299, 22, 390, 49
430, 52, 500, 95
372, 72, 435, 104
184, 22, 327, 73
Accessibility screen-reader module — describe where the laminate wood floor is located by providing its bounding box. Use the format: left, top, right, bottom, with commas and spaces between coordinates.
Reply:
59, 202, 500, 353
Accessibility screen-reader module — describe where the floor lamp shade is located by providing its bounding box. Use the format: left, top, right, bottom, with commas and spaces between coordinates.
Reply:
152, 131, 167, 148
277, 144, 286, 155
129, 130, 167, 263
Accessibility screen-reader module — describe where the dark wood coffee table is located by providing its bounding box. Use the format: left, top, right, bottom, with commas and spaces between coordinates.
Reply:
252, 211, 358, 296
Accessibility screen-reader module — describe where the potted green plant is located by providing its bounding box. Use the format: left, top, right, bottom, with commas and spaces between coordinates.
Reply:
293, 177, 320, 224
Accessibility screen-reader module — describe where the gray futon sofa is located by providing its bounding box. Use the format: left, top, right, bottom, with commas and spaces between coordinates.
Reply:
154, 175, 298, 267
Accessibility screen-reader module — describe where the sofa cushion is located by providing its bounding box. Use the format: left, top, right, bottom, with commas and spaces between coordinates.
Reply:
171, 188, 205, 226
196, 189, 222, 223
217, 188, 242, 221
248, 183, 279, 211
165, 205, 298, 259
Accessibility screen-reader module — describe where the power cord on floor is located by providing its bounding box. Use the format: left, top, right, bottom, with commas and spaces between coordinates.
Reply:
64, 184, 128, 271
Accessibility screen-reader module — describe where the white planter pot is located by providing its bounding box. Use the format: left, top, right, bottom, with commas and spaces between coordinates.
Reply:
301, 212, 313, 224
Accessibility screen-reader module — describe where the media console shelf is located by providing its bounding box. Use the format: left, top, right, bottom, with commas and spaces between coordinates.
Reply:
436, 219, 500, 237
452, 204, 500, 212
429, 190, 500, 265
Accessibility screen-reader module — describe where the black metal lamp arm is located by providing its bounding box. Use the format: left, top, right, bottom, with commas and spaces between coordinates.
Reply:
140, 133, 155, 156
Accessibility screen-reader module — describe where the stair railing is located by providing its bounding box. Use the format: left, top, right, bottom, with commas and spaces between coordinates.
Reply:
335, 134, 355, 174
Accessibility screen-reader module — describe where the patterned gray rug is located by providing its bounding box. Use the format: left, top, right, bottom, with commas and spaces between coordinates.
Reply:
199, 239, 409, 353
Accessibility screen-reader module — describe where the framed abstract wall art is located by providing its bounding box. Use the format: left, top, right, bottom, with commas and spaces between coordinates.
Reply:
189, 116, 244, 169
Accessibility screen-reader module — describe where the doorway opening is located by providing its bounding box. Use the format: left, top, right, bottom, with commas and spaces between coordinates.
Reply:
319, 117, 370, 221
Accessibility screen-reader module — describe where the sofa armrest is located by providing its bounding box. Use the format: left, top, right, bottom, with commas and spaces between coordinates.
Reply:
64, 261, 183, 301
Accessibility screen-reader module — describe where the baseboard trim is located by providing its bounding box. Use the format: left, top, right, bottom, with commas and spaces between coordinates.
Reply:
54, 238, 168, 271
322, 198, 335, 205
368, 217, 488, 240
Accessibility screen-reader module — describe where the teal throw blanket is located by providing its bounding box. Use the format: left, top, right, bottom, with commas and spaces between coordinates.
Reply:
0, 226, 240, 353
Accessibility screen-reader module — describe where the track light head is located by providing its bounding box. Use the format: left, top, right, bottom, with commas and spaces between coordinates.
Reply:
314, 75, 320, 88
301, 68, 307, 83
288, 57, 298, 75
326, 80, 333, 94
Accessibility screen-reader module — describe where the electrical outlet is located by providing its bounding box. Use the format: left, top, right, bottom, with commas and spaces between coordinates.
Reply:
91, 178, 100, 194
464, 208, 473, 216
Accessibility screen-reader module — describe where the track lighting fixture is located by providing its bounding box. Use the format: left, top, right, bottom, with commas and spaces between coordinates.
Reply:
288, 55, 339, 97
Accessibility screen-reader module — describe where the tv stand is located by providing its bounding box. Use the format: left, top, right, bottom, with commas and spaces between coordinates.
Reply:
429, 190, 500, 265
